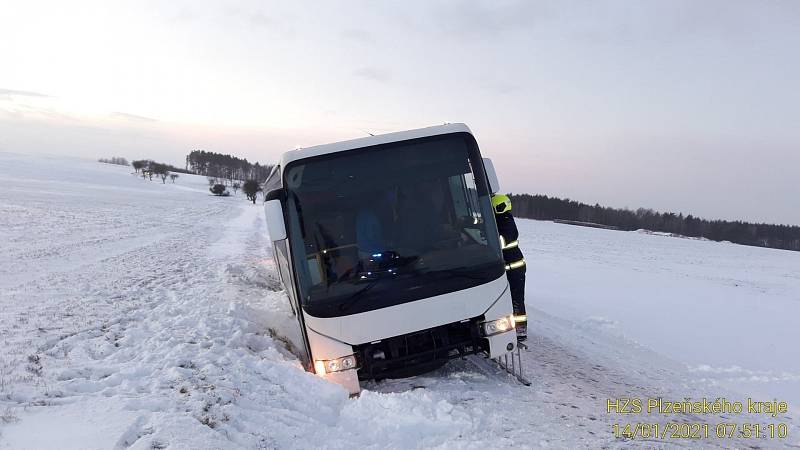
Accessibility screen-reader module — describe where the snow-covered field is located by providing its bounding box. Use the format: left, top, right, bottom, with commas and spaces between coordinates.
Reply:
1, 152, 799, 449
523, 219, 800, 409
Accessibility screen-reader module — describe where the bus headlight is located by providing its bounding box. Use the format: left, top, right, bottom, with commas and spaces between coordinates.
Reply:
482, 315, 515, 336
314, 355, 358, 375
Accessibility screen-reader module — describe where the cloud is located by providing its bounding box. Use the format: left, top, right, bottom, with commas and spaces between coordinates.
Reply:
110, 112, 159, 122
353, 67, 391, 83
222, 7, 296, 38
481, 79, 521, 95
248, 11, 274, 27
430, 1, 549, 39
0, 88, 51, 99
340, 28, 372, 42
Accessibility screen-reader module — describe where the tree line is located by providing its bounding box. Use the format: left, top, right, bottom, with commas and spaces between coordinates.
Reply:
127, 154, 265, 203
98, 157, 129, 166
509, 194, 800, 252
186, 150, 273, 185
131, 160, 180, 183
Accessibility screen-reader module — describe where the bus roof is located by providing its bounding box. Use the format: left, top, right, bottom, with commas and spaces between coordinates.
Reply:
278, 123, 472, 170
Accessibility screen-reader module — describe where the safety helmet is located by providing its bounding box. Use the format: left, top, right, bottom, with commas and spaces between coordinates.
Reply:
491, 194, 512, 214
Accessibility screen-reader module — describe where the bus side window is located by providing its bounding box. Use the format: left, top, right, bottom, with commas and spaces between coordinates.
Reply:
448, 174, 487, 245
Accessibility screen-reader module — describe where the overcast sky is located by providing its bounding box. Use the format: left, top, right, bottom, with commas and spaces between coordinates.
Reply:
2, 0, 799, 224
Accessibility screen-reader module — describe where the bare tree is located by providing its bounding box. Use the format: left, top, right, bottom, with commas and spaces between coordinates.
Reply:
231, 182, 240, 195
99, 157, 129, 166
242, 180, 262, 204
148, 163, 169, 183
132, 160, 146, 174
170, 174, 179, 183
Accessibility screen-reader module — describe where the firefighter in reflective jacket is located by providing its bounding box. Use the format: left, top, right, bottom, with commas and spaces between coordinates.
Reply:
491, 193, 527, 341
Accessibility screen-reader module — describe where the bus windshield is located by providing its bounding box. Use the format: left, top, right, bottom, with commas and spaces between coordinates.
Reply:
284, 132, 504, 318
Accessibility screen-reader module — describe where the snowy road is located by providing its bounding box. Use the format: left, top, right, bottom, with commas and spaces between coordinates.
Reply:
1, 153, 798, 449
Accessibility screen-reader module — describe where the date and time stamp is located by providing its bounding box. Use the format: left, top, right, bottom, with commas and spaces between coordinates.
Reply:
607, 397, 790, 441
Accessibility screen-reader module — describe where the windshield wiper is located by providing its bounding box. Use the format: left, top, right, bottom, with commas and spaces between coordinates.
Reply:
338, 268, 488, 313
336, 262, 492, 313
337, 249, 416, 313
336, 278, 382, 313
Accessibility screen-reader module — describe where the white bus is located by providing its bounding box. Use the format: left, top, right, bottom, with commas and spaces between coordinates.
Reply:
263, 123, 520, 395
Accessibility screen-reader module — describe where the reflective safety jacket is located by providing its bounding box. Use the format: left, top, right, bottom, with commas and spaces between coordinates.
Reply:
495, 211, 525, 270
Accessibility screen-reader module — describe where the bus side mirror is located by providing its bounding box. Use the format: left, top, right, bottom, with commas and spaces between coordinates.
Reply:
264, 198, 287, 241
483, 158, 500, 194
